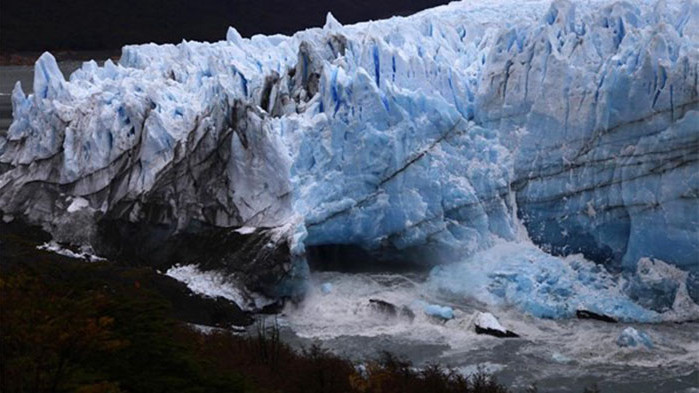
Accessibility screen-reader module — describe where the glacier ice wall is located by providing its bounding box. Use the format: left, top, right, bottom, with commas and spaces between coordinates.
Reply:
0, 0, 697, 317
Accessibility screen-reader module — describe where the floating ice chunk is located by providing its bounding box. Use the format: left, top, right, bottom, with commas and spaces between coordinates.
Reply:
616, 327, 653, 349
321, 282, 333, 294
423, 303, 454, 320
576, 310, 617, 323
474, 312, 505, 332
551, 352, 573, 364
473, 312, 519, 338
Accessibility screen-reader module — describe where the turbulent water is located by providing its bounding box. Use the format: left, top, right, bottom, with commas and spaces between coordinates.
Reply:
275, 270, 699, 392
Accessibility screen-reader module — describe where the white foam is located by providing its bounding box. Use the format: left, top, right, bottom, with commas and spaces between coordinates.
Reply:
283, 270, 699, 377
456, 362, 506, 377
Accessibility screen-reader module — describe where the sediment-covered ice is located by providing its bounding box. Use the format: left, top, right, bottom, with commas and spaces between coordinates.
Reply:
0, 0, 697, 319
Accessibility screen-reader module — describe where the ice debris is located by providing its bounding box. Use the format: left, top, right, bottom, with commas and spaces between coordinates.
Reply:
616, 327, 653, 349
473, 312, 519, 338
321, 282, 333, 294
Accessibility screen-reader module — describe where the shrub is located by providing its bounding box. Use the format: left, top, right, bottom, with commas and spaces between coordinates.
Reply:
1, 233, 515, 393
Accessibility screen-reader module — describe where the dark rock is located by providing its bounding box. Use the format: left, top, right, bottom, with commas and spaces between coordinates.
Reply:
576, 310, 618, 323
399, 306, 416, 322
368, 299, 415, 322
0, 219, 254, 328
94, 219, 292, 298
473, 312, 519, 338
369, 298, 398, 317
145, 273, 254, 328
474, 326, 519, 338
258, 299, 286, 314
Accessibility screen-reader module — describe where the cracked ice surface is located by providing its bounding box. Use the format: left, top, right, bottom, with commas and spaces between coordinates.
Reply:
0, 0, 697, 319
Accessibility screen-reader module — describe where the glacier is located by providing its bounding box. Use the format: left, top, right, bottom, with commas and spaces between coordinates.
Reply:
0, 0, 697, 321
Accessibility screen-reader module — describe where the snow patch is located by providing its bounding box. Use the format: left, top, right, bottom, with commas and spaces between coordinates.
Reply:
37, 241, 105, 262
234, 226, 257, 235
66, 197, 89, 213
166, 264, 246, 308
165, 264, 273, 311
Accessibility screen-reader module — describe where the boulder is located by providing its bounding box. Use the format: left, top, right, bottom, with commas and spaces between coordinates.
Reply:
369, 298, 415, 322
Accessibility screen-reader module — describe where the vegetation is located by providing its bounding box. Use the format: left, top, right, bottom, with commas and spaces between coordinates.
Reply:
194, 318, 509, 393
0, 256, 509, 393
0, 224, 602, 393
0, 258, 251, 393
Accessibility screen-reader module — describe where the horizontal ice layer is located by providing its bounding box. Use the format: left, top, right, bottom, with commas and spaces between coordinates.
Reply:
0, 0, 697, 317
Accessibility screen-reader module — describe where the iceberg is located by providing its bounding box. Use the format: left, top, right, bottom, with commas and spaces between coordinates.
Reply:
0, 0, 697, 319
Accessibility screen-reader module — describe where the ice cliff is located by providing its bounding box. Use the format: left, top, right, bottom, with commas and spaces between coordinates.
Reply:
0, 0, 697, 320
